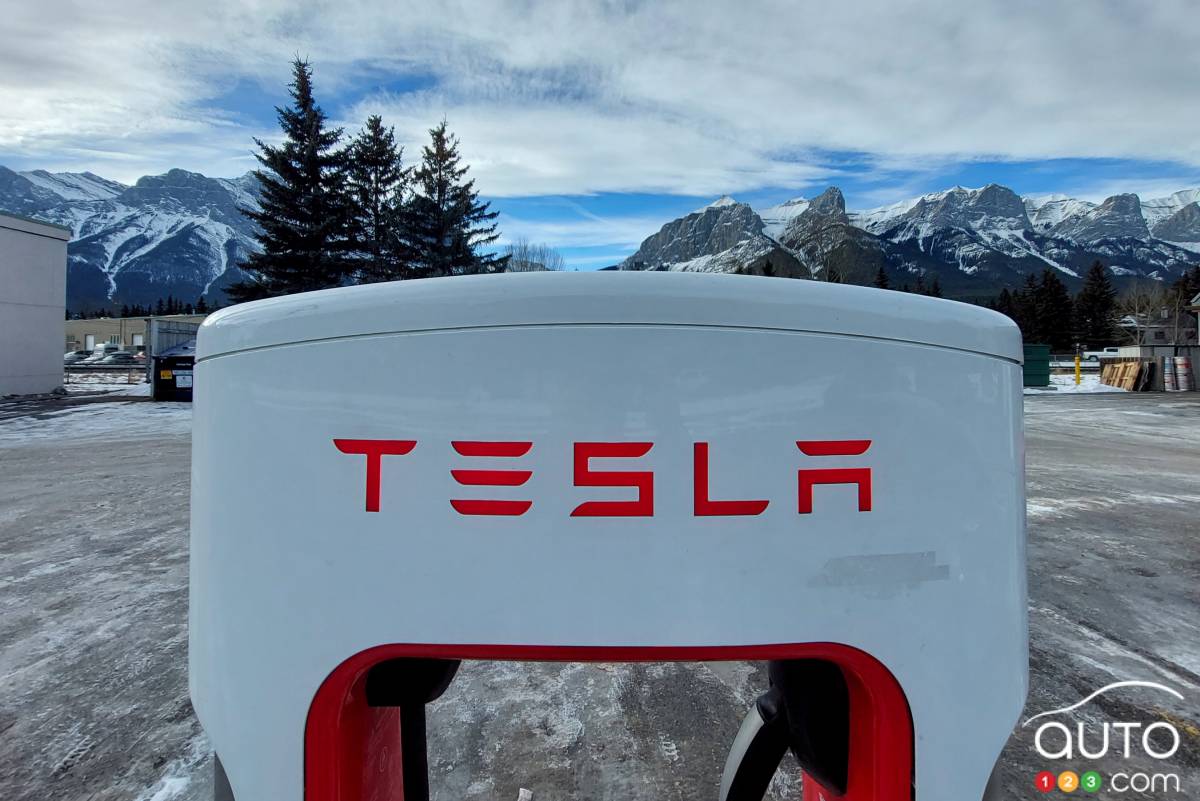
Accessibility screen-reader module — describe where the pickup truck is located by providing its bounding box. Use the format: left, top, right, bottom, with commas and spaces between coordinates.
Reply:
1082, 347, 1119, 361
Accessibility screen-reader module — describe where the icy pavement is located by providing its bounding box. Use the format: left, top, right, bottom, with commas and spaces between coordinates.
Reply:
0, 398, 187, 446
0, 396, 201, 801
1, 393, 1199, 800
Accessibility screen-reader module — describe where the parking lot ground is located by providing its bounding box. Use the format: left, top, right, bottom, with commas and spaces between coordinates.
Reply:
0, 392, 1198, 800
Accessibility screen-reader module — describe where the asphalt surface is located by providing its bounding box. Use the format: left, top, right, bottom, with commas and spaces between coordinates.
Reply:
0, 391, 1197, 800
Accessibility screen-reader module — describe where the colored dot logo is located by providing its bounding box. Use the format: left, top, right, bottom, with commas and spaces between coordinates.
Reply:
1035, 770, 1103, 793
1058, 770, 1080, 792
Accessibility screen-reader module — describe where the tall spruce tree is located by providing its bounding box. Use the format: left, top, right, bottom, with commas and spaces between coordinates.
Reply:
995, 287, 1017, 321
873, 266, 889, 289
348, 115, 411, 283
229, 59, 353, 301
1015, 273, 1040, 340
1074, 261, 1117, 347
1034, 268, 1074, 351
404, 121, 507, 276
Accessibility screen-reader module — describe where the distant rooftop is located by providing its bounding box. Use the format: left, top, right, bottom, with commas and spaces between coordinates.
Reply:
0, 210, 72, 238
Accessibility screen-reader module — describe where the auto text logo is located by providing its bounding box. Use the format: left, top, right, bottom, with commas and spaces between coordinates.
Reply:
1025, 681, 1192, 795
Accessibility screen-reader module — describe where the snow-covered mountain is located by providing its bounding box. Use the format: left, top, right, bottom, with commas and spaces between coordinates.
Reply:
0, 166, 258, 312
619, 196, 807, 278
623, 182, 1200, 296
758, 196, 810, 240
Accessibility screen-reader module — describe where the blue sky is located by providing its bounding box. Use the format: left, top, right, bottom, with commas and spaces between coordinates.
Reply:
2, 1, 1198, 268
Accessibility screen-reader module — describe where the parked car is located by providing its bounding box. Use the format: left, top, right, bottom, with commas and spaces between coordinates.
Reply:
82, 343, 122, 363
1083, 347, 1119, 361
63, 350, 92, 364
99, 351, 138, 365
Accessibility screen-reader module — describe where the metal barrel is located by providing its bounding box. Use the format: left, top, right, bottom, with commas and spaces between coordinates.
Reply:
1175, 357, 1193, 391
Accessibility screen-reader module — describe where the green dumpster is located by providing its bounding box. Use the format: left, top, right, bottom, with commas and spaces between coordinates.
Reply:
1023, 344, 1050, 387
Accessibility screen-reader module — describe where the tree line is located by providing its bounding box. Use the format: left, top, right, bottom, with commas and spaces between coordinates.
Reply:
868, 266, 943, 297
991, 261, 1200, 351
67, 296, 215, 320
228, 59, 511, 301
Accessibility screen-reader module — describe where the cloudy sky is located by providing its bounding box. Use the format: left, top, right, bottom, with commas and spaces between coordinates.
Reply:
2, 0, 1198, 267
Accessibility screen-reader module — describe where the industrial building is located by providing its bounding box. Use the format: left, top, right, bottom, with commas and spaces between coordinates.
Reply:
64, 313, 208, 354
0, 212, 70, 396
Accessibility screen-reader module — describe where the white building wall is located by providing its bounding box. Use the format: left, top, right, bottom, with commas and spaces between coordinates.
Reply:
0, 213, 70, 396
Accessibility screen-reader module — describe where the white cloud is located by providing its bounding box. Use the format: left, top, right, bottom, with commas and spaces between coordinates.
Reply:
1059, 177, 1200, 205
497, 209, 665, 250
2, 0, 1199, 194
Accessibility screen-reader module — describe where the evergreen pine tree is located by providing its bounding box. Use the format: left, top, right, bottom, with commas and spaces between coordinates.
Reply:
873, 266, 889, 289
196, 297, 209, 314
1015, 273, 1040, 341
914, 274, 927, 295
404, 121, 507, 276
229, 59, 354, 301
1074, 261, 1117, 347
348, 115, 411, 282
995, 288, 1017, 321
155, 298, 165, 316
928, 276, 943, 298
1034, 269, 1074, 351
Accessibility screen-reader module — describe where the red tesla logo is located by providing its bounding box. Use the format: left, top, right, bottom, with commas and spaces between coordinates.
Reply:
332, 439, 873, 516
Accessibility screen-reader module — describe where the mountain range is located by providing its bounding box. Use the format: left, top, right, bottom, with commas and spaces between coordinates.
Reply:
0, 166, 258, 312
621, 184, 1200, 297
1, 163, 1198, 311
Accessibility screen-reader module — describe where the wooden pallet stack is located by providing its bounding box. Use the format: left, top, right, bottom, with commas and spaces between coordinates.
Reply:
1100, 360, 1155, 391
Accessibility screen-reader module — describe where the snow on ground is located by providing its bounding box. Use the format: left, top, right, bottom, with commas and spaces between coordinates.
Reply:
0, 398, 188, 445
133, 733, 211, 801
1023, 373, 1126, 394
63, 372, 150, 396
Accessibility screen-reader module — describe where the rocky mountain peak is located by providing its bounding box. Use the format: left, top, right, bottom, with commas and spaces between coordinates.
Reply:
1053, 193, 1150, 241
694, 195, 738, 213
1152, 202, 1200, 242
622, 198, 764, 270
621, 196, 806, 277
806, 186, 846, 216
132, 169, 226, 192
778, 186, 851, 246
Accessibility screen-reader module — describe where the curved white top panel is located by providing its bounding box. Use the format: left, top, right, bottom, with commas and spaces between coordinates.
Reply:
197, 271, 1022, 362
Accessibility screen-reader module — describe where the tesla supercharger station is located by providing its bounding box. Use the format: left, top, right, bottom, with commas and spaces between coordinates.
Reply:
190, 272, 1027, 801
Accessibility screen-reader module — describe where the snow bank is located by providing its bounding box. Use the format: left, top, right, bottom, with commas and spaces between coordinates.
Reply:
1023, 374, 1126, 395
64, 376, 149, 396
